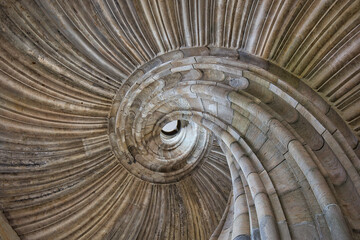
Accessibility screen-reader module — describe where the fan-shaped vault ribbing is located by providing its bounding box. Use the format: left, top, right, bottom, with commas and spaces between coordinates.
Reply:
0, 1, 359, 240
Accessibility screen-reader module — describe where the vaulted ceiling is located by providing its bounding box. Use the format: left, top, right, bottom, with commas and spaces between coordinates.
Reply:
0, 1, 359, 240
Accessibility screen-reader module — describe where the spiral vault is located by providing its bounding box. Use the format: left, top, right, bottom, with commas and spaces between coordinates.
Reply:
0, 0, 360, 239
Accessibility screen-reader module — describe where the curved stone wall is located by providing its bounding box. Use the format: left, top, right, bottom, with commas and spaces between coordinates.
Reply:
0, 1, 359, 240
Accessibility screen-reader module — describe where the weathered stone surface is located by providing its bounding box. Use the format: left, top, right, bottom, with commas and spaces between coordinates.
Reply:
0, 1, 359, 240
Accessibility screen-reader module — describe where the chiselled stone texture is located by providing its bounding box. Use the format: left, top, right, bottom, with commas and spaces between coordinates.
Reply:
0, 1, 359, 240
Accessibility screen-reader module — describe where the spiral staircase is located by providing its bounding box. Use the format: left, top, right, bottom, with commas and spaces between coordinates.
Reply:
0, 1, 359, 239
